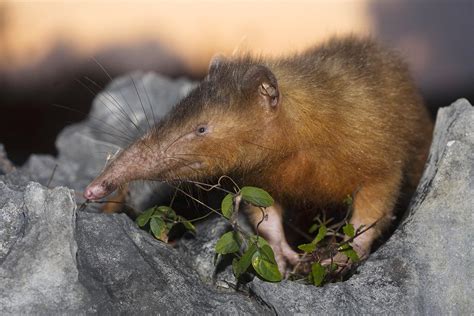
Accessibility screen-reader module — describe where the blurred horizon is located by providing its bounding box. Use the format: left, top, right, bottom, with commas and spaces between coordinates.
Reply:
1, 0, 473, 164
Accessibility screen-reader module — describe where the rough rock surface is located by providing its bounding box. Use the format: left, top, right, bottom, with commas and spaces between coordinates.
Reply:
0, 72, 472, 314
0, 182, 92, 314
76, 212, 266, 314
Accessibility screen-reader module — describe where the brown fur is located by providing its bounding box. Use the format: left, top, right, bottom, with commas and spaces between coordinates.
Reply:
85, 36, 433, 266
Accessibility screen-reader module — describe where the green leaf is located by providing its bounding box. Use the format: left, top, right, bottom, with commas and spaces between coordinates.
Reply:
221, 193, 234, 219
165, 221, 175, 231
249, 235, 270, 248
150, 217, 168, 242
308, 223, 319, 234
136, 207, 156, 227
251, 245, 282, 282
232, 243, 257, 278
157, 206, 176, 220
298, 243, 316, 253
182, 220, 196, 233
298, 225, 326, 253
329, 263, 339, 272
176, 216, 196, 233
259, 244, 278, 264
215, 231, 241, 254
157, 205, 174, 214
232, 258, 241, 278
313, 224, 327, 245
240, 186, 274, 207
343, 194, 353, 206
310, 262, 326, 286
344, 249, 359, 262
338, 244, 360, 262
342, 223, 355, 238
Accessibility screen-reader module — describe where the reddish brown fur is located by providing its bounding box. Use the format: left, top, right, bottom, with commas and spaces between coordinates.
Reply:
245, 38, 433, 208
85, 36, 433, 269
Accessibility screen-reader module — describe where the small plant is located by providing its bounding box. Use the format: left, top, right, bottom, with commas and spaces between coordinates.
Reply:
134, 178, 376, 286
136, 205, 196, 242
216, 186, 282, 282
297, 220, 360, 286
135, 180, 282, 282
293, 194, 378, 286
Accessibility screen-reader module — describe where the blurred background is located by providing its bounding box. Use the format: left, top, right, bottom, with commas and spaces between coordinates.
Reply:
0, 0, 473, 164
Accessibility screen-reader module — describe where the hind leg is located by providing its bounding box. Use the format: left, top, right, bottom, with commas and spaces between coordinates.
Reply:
246, 203, 299, 274
322, 170, 402, 269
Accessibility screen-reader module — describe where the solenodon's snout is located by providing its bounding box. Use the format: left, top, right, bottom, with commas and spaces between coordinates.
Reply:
82, 136, 158, 201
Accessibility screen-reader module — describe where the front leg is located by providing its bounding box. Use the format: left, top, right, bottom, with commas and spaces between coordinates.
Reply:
246, 202, 299, 274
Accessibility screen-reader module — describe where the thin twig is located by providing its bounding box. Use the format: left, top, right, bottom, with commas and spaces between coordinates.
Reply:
78, 200, 89, 212
186, 211, 214, 223
46, 164, 58, 188
286, 221, 313, 242
168, 183, 225, 219
169, 186, 179, 208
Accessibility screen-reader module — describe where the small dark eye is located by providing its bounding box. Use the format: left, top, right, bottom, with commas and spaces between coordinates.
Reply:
196, 125, 208, 135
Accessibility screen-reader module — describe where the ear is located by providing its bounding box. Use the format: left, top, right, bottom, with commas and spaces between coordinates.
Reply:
208, 53, 226, 75
242, 65, 280, 108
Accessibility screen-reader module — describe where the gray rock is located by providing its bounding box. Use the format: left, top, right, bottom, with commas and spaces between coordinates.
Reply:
178, 216, 232, 283
75, 211, 268, 314
1, 70, 472, 314
0, 182, 93, 314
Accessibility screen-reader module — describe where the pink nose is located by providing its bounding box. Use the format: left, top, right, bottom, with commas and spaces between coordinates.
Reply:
83, 184, 109, 200
83, 187, 96, 200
